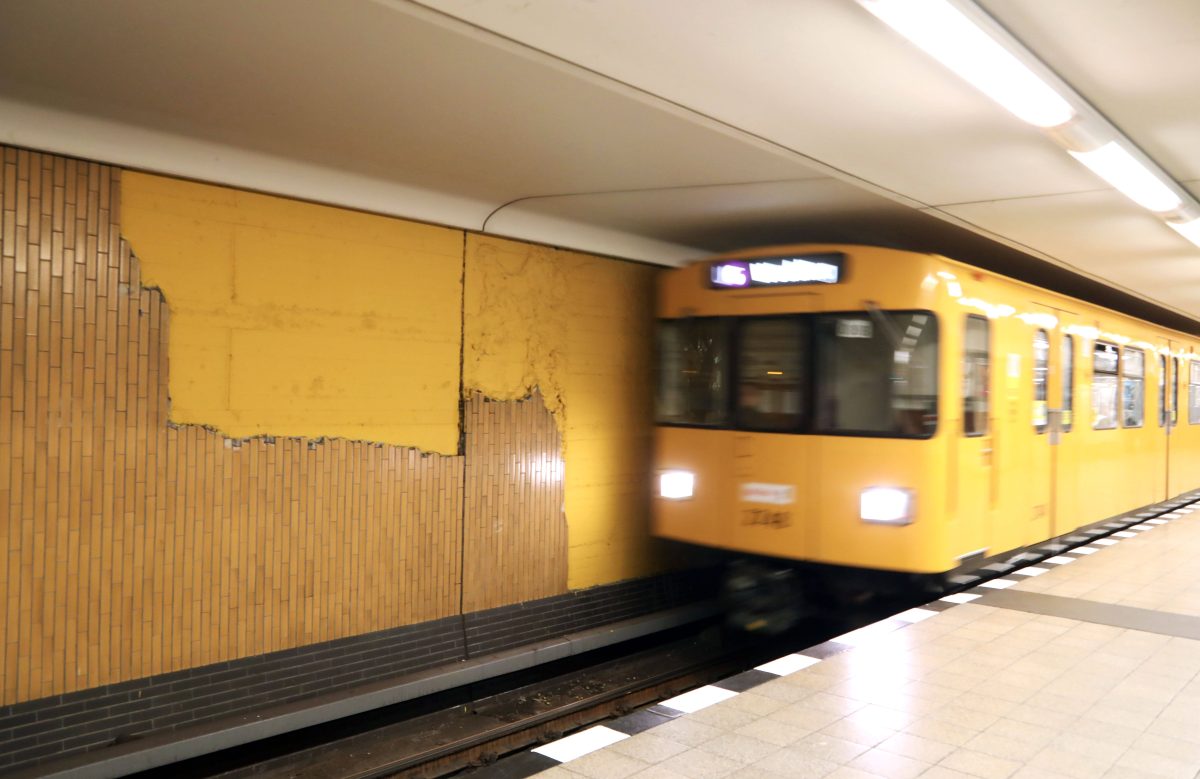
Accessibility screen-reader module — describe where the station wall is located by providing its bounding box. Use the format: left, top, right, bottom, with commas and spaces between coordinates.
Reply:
0, 145, 670, 715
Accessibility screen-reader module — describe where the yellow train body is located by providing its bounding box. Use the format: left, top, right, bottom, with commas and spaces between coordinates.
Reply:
653, 244, 1200, 575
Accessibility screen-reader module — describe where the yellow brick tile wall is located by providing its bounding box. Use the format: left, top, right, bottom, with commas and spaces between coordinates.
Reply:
0, 148, 667, 705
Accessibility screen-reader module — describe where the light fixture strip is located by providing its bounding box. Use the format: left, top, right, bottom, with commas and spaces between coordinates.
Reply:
856, 0, 1200, 243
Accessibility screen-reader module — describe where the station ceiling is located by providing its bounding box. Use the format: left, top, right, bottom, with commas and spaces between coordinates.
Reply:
2, 0, 1198, 329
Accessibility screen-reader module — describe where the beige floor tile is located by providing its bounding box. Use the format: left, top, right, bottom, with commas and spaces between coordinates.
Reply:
768, 704, 845, 732
1130, 731, 1200, 764
628, 764, 693, 779
920, 766, 979, 779
688, 701, 764, 730
818, 716, 895, 749
1113, 747, 1199, 779
659, 747, 742, 778
961, 731, 1043, 763
844, 703, 919, 731
695, 731, 780, 764
651, 716, 724, 747
788, 731, 870, 763
725, 766, 788, 779
1026, 744, 1119, 779
559, 748, 650, 779
608, 732, 690, 764
720, 690, 788, 717
751, 746, 840, 778
734, 715, 812, 747
847, 746, 930, 779
938, 747, 1021, 778
824, 766, 885, 779
903, 715, 980, 747
877, 731, 957, 764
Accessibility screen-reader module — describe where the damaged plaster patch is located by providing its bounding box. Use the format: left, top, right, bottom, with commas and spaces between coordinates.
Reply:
463, 235, 569, 431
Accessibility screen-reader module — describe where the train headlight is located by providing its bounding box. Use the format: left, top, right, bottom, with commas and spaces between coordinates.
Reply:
860, 487, 914, 524
659, 470, 695, 500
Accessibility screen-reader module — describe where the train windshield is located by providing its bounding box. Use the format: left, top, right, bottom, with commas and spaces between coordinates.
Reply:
656, 318, 731, 426
813, 313, 938, 437
656, 310, 938, 438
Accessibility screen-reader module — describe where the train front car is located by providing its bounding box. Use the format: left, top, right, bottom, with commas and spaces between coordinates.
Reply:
653, 245, 956, 630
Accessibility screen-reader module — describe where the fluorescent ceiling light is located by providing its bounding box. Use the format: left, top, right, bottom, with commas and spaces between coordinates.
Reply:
1168, 218, 1200, 248
858, 0, 1075, 128
1068, 142, 1183, 213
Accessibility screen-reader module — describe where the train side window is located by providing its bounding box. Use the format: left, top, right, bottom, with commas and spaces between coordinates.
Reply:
1062, 335, 1074, 432
963, 315, 989, 436
655, 318, 731, 427
1092, 341, 1119, 430
1190, 361, 1200, 425
1159, 354, 1167, 427
736, 317, 808, 432
1122, 347, 1145, 428
1033, 329, 1049, 433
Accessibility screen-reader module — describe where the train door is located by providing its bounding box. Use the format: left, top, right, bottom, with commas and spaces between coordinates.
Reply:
1166, 343, 1185, 496
1051, 320, 1079, 535
1031, 326, 1054, 539
1032, 305, 1076, 538
955, 314, 993, 559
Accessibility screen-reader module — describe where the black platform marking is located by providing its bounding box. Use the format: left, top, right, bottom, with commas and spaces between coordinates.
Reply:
607, 708, 674, 735
976, 590, 1200, 641
465, 750, 562, 778
715, 669, 777, 693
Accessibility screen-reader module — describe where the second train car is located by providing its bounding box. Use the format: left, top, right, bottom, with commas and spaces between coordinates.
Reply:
653, 244, 1200, 629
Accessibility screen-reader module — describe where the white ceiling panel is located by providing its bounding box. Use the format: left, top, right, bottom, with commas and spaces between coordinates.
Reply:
0, 0, 1197, 326
943, 190, 1200, 312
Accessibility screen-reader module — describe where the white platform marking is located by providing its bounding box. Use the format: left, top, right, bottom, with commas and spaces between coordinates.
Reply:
1147, 518, 1169, 524
979, 578, 1018, 589
1045, 555, 1076, 565
941, 592, 981, 604
831, 620, 903, 647
1113, 531, 1137, 538
1093, 538, 1119, 546
659, 684, 738, 713
896, 607, 939, 623
1070, 546, 1098, 555
756, 654, 821, 676
1131, 524, 1155, 531
532, 725, 629, 762
1014, 566, 1050, 576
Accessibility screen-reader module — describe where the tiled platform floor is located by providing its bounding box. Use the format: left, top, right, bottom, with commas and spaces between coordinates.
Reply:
510, 498, 1200, 778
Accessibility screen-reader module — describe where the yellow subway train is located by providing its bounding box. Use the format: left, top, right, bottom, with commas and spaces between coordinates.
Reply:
652, 244, 1200, 625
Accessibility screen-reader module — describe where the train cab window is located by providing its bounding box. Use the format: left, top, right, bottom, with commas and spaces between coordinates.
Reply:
656, 318, 731, 426
1122, 347, 1145, 428
1189, 361, 1200, 424
814, 311, 938, 438
1092, 342, 1119, 430
1159, 354, 1169, 427
1062, 335, 1074, 432
1033, 330, 1049, 433
736, 318, 808, 432
963, 315, 989, 436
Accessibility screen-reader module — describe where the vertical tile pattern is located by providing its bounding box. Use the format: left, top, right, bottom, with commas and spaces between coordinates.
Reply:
462, 391, 568, 611
0, 146, 580, 708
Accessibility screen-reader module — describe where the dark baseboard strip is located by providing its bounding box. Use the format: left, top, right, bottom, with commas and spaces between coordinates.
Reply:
13, 602, 718, 779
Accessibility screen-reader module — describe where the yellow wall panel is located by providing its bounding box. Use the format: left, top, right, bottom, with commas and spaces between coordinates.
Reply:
464, 235, 666, 588
121, 172, 463, 453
